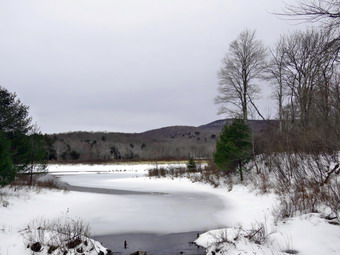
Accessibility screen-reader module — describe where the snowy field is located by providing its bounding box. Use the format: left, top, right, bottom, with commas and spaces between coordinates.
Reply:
0, 163, 339, 255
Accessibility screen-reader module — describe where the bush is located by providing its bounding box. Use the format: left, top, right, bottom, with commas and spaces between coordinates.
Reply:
10, 174, 62, 190
23, 216, 97, 254
148, 167, 168, 178
186, 157, 197, 171
254, 153, 340, 221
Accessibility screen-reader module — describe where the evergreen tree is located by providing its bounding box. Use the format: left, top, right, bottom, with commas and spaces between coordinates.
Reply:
0, 86, 32, 134
0, 86, 47, 186
213, 119, 252, 181
0, 132, 15, 186
187, 157, 197, 171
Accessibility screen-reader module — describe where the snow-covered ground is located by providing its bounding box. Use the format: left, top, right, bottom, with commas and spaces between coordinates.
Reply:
1, 163, 339, 255
0, 163, 221, 254
196, 213, 340, 255
0, 186, 110, 255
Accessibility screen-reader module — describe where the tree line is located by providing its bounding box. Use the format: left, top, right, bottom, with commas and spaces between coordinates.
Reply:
213, 0, 340, 178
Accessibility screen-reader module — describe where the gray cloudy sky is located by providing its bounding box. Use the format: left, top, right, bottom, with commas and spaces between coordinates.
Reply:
0, 0, 301, 134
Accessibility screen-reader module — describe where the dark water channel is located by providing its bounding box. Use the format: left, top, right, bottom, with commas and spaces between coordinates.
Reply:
94, 231, 206, 255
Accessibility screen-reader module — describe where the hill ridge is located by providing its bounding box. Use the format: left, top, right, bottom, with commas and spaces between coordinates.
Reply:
47, 119, 275, 162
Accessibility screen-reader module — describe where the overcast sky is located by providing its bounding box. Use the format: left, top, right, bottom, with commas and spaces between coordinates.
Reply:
0, 0, 303, 134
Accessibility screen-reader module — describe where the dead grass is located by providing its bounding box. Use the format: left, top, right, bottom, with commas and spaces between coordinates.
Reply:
10, 174, 63, 190
147, 160, 232, 188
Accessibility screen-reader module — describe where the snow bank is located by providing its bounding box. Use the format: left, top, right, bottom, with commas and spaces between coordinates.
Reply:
194, 151, 340, 255
196, 227, 277, 255
0, 228, 108, 255
196, 213, 340, 255
272, 213, 340, 255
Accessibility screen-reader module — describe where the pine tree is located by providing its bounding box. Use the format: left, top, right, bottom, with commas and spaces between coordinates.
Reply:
0, 86, 47, 185
0, 132, 15, 186
0, 86, 32, 134
187, 157, 197, 171
213, 119, 252, 181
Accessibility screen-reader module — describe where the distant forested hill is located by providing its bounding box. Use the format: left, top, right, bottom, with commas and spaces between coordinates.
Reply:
46, 119, 276, 162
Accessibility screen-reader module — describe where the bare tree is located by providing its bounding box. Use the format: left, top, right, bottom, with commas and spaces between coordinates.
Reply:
265, 37, 289, 134
215, 29, 267, 121
260, 26, 340, 154
328, 66, 340, 139
280, 0, 340, 55
272, 28, 338, 130
281, 0, 340, 28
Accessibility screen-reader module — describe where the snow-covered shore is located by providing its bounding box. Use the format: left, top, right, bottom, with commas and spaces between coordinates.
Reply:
196, 212, 340, 255
0, 163, 339, 255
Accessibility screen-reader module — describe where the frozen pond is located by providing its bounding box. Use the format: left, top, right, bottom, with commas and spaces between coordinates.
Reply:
54, 173, 227, 235
48, 163, 228, 236
48, 163, 229, 254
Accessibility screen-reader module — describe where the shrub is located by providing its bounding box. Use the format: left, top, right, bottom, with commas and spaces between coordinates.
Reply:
24, 216, 94, 254
257, 153, 340, 220
186, 157, 197, 171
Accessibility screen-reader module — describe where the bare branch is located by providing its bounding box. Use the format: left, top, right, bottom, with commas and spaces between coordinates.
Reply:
277, 0, 340, 30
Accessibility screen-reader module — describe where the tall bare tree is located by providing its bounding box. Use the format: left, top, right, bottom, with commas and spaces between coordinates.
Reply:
326, 65, 340, 143
265, 37, 289, 134
215, 29, 267, 121
284, 28, 338, 129
265, 26, 339, 141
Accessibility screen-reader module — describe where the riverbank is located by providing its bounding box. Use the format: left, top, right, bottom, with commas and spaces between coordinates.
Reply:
2, 163, 339, 255
50, 164, 340, 255
0, 163, 234, 254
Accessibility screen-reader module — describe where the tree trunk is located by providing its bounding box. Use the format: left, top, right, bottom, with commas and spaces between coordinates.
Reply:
29, 164, 33, 186
239, 160, 244, 182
